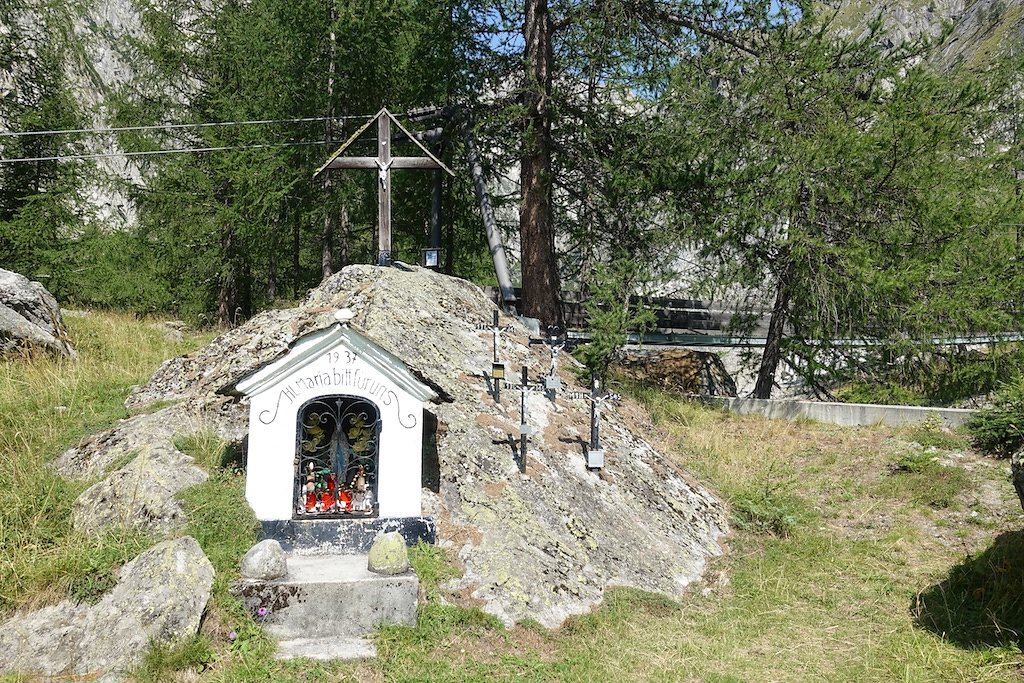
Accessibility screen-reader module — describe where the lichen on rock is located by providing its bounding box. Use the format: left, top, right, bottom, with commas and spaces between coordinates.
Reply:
368, 531, 411, 575
72, 445, 208, 535
94, 265, 729, 627
0, 536, 214, 681
0, 268, 77, 359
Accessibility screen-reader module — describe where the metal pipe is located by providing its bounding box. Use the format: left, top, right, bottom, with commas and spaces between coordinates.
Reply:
464, 128, 517, 310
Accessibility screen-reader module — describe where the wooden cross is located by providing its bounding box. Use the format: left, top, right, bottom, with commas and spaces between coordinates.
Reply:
314, 108, 455, 266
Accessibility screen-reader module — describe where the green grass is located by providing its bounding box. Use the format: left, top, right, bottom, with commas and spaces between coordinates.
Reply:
0, 312, 209, 616
903, 422, 971, 452
880, 449, 971, 509
4, 313, 1024, 682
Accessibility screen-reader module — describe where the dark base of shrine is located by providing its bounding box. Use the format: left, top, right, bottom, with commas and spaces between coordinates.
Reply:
261, 516, 436, 554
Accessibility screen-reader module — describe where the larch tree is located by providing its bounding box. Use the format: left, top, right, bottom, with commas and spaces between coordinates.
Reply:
0, 0, 89, 287
654, 17, 1024, 397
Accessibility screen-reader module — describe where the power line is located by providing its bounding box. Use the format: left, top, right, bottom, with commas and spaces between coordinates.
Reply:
0, 114, 373, 139
0, 139, 332, 164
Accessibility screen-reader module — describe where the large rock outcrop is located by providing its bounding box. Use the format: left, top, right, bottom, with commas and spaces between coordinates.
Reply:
53, 399, 246, 478
87, 265, 727, 627
53, 399, 246, 535
71, 444, 208, 535
0, 268, 77, 359
0, 537, 214, 681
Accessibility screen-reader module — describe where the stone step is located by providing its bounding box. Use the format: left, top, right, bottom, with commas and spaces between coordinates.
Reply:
235, 554, 418, 642
273, 635, 376, 661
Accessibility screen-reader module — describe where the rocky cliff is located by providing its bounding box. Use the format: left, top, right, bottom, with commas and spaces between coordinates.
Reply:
829, 0, 1024, 68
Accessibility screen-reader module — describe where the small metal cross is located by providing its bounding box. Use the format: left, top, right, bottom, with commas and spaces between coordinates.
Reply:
506, 365, 546, 472
528, 325, 566, 398
475, 309, 514, 401
568, 376, 621, 470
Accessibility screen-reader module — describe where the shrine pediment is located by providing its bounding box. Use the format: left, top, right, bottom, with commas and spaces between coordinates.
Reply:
228, 316, 437, 405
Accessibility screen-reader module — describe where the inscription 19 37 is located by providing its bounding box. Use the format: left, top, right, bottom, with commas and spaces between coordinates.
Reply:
326, 350, 356, 365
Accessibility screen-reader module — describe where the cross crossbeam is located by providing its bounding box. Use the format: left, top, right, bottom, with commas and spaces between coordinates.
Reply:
324, 157, 444, 170
315, 108, 455, 266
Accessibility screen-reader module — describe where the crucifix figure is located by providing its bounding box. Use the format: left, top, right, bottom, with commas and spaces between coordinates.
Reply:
476, 309, 514, 401
375, 157, 394, 190
528, 325, 566, 398
314, 107, 455, 266
568, 376, 621, 470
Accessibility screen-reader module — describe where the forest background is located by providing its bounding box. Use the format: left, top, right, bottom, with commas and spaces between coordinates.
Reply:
2, 0, 1024, 399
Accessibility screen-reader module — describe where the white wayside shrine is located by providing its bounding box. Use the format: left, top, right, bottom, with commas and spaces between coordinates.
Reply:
226, 310, 438, 553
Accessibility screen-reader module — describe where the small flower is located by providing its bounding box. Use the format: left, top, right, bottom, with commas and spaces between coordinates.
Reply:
256, 607, 269, 618
228, 631, 238, 642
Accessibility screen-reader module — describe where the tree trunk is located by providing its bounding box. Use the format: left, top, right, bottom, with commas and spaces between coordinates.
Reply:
267, 206, 282, 302
338, 204, 349, 269
267, 243, 277, 302
321, 201, 335, 279
239, 254, 252, 322
521, 0, 563, 327
292, 205, 301, 299
321, 0, 338, 280
217, 225, 238, 329
753, 253, 794, 399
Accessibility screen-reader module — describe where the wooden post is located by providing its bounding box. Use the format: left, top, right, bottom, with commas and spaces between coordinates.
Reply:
430, 170, 442, 250
377, 114, 392, 265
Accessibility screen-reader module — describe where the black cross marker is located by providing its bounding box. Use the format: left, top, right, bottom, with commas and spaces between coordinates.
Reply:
507, 365, 546, 472
568, 376, 621, 470
476, 309, 514, 401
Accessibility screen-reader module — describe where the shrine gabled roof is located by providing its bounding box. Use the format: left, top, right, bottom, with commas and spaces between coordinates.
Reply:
313, 106, 455, 178
223, 319, 438, 403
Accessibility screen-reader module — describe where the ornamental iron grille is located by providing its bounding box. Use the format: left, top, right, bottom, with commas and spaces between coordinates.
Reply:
294, 395, 381, 518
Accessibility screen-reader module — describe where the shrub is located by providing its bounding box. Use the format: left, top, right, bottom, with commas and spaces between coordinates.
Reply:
966, 376, 1024, 456
833, 381, 925, 406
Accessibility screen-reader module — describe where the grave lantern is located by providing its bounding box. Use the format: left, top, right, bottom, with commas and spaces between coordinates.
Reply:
491, 362, 505, 380
421, 248, 441, 269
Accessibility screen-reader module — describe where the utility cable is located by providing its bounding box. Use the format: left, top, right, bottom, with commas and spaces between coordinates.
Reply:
0, 139, 331, 164
0, 114, 372, 139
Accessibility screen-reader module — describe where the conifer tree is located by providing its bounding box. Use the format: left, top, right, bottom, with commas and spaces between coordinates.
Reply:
654, 18, 1024, 397
0, 0, 88, 287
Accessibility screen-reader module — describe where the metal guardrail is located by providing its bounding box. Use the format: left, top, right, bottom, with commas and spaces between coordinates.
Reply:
485, 287, 1024, 349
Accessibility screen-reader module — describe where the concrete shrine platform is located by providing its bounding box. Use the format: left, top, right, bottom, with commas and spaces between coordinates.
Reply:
233, 553, 419, 660
261, 516, 435, 554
